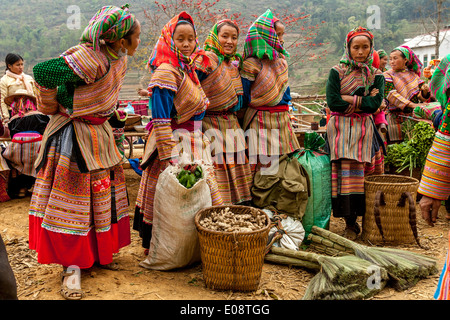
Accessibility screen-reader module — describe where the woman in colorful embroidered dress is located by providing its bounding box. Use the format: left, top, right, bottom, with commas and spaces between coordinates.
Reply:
326, 27, 385, 240
2, 89, 49, 198
240, 9, 300, 176
418, 54, 450, 300
194, 19, 252, 205
384, 45, 439, 142
133, 12, 224, 254
28, 5, 141, 300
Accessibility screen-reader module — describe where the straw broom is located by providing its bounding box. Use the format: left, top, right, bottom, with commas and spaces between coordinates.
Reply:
267, 246, 388, 287
303, 272, 388, 300
309, 226, 439, 291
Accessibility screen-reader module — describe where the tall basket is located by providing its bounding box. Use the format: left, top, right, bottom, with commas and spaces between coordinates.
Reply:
194, 205, 270, 292
362, 175, 421, 247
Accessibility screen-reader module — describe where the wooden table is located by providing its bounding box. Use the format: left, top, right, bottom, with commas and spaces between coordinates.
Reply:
124, 131, 148, 159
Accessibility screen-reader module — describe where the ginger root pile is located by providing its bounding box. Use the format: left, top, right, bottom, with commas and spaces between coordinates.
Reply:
199, 207, 267, 232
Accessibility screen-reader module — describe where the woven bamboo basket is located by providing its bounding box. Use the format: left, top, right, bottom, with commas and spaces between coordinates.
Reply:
124, 114, 142, 131
362, 175, 421, 246
194, 205, 270, 292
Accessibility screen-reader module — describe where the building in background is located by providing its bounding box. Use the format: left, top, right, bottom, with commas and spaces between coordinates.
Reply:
402, 25, 450, 68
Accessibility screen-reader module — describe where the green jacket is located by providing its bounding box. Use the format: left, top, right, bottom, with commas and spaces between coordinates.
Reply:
252, 154, 310, 220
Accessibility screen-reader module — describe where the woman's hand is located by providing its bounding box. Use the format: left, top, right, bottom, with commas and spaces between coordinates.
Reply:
380, 99, 387, 111
160, 157, 178, 172
421, 83, 430, 95
137, 88, 149, 97
418, 83, 430, 102
369, 88, 379, 97
341, 94, 353, 104
419, 195, 441, 227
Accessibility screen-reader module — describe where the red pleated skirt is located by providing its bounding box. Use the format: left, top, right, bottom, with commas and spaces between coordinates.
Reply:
29, 215, 130, 269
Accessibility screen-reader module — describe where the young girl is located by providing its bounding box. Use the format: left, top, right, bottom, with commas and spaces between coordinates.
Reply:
371, 50, 388, 135
195, 19, 252, 205
240, 9, 300, 176
28, 5, 140, 299
133, 12, 223, 253
326, 27, 385, 240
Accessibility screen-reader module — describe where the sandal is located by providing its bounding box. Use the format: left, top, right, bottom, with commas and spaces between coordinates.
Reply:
344, 222, 361, 241
60, 268, 84, 300
95, 262, 121, 271
17, 188, 27, 198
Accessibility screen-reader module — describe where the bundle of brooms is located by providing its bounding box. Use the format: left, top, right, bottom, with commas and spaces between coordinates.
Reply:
308, 226, 439, 291
265, 246, 389, 300
264, 226, 439, 299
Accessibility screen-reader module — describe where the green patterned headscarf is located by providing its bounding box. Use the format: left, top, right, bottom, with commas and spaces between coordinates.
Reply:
393, 45, 423, 77
378, 49, 387, 58
243, 9, 289, 60
204, 19, 242, 65
80, 4, 136, 51
430, 54, 450, 108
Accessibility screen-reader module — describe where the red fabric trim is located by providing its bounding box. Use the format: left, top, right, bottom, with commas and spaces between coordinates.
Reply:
29, 215, 131, 268
58, 112, 108, 125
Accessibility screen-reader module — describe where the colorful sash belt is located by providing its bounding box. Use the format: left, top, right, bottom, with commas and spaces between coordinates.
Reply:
251, 104, 289, 113
58, 112, 108, 125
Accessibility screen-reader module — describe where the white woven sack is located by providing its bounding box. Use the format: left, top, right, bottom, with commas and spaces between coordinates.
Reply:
140, 164, 212, 270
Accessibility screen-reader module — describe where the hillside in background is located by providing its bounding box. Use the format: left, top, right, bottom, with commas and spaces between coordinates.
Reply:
0, 0, 447, 95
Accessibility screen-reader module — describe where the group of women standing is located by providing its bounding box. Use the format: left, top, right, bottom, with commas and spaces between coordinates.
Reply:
19, 5, 297, 300
2, 2, 448, 301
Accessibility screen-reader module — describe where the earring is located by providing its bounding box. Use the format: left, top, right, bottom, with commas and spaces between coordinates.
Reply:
118, 47, 128, 57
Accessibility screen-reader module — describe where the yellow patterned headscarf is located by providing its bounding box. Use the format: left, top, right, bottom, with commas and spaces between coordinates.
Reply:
204, 19, 242, 65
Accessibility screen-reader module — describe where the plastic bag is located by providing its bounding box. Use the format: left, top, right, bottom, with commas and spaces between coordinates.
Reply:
294, 131, 331, 243
124, 102, 135, 114
264, 209, 305, 251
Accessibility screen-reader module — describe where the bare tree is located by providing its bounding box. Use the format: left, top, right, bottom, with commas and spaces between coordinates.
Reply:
419, 0, 448, 58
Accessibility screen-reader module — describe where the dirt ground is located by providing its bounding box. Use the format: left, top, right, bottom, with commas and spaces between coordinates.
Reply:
0, 168, 448, 301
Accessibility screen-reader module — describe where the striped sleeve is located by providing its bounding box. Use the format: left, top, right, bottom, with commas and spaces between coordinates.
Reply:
360, 73, 385, 113
418, 132, 450, 200
240, 58, 261, 82
383, 71, 411, 111
148, 64, 180, 94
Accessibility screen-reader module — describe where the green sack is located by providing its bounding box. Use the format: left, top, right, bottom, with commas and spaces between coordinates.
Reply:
294, 132, 331, 242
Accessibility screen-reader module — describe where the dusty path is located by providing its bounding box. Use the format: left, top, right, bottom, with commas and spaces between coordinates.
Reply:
0, 168, 448, 301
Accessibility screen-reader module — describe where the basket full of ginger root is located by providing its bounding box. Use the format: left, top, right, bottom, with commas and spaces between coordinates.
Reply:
194, 205, 271, 292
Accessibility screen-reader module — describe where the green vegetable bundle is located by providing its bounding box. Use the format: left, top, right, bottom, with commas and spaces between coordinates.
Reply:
176, 164, 203, 189
385, 121, 435, 175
